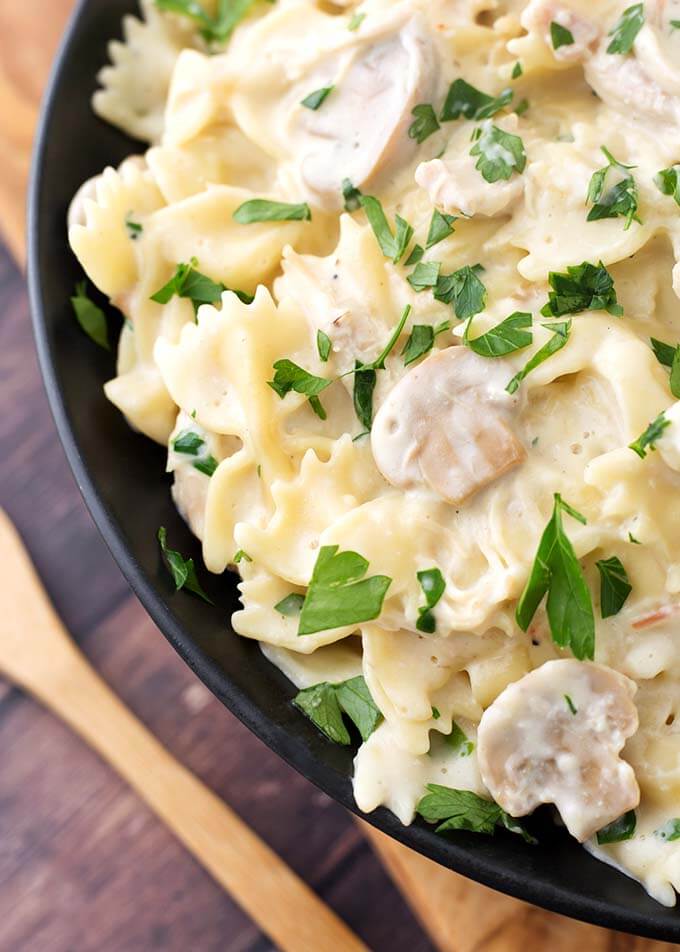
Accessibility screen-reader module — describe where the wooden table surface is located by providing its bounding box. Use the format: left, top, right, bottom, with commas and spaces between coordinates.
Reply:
2, 3, 679, 951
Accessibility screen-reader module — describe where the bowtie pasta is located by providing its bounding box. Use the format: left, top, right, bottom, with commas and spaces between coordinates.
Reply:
69, 0, 680, 906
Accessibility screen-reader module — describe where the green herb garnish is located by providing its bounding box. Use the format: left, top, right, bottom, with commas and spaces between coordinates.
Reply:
233, 550, 251, 564
360, 195, 413, 263
417, 785, 536, 843
650, 337, 680, 398
426, 209, 456, 248
506, 321, 571, 394
293, 675, 382, 744
606, 3, 644, 55
71, 281, 109, 350
550, 21, 574, 49
416, 568, 446, 633
655, 819, 680, 841
409, 104, 441, 144
464, 311, 532, 358
297, 545, 392, 636
301, 86, 334, 110
233, 199, 311, 224
347, 11, 366, 30
596, 810, 636, 844
446, 722, 474, 756
654, 166, 680, 207
407, 261, 441, 291
157, 526, 212, 603
401, 320, 450, 365
629, 411, 670, 459
564, 694, 577, 715
155, 0, 255, 44
434, 265, 487, 320
342, 178, 363, 212
586, 147, 640, 230
595, 556, 632, 618
541, 261, 622, 317
440, 80, 512, 122
274, 593, 305, 616
470, 122, 526, 183
516, 494, 595, 661
125, 215, 143, 240
268, 359, 331, 420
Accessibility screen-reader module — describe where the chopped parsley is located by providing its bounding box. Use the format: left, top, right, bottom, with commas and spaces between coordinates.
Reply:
274, 593, 305, 616
297, 545, 392, 636
515, 98, 530, 117
512, 62, 523, 79
595, 556, 632, 618
233, 199, 312, 223
268, 360, 331, 420
233, 550, 251, 564
417, 785, 536, 843
407, 261, 441, 291
409, 104, 441, 144
654, 166, 680, 207
596, 810, 636, 844
404, 245, 425, 266
360, 195, 413, 263
564, 694, 577, 715
353, 362, 376, 432
125, 215, 143, 240
506, 320, 571, 394
434, 264, 487, 320
629, 411, 671, 459
416, 568, 446, 633
470, 122, 526, 183
586, 147, 640, 230
446, 722, 474, 757
540, 261, 622, 317
317, 329, 332, 363
151, 258, 249, 314
155, 0, 256, 44
426, 209, 456, 248
401, 320, 450, 365
347, 11, 366, 31
550, 21, 574, 49
71, 281, 109, 350
301, 86, 334, 110
650, 337, 680, 399
606, 3, 645, 55
157, 526, 212, 603
655, 819, 680, 842
440, 80, 512, 122
516, 494, 595, 661
342, 178, 363, 212
431, 706, 441, 720
464, 310, 532, 358
293, 675, 382, 745
172, 429, 219, 477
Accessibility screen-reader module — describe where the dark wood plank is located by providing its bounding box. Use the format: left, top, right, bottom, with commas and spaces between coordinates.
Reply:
0, 242, 434, 951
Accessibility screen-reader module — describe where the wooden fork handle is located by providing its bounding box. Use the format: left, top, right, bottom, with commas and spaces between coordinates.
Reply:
31, 642, 368, 952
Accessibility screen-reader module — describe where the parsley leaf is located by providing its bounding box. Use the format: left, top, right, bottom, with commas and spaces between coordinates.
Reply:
446, 721, 475, 756
404, 245, 425, 266
512, 61, 523, 79
157, 526, 212, 603
360, 195, 413, 263
655, 165, 680, 207
353, 362, 377, 431
464, 310, 532, 357
125, 215, 143, 240
650, 338, 680, 398
293, 675, 382, 745
655, 819, 680, 842
516, 493, 595, 661
595, 556, 632, 618
151, 258, 243, 314
470, 122, 526, 183
409, 104, 441, 143
233, 549, 251, 564
440, 80, 512, 122
317, 329, 332, 362
233, 199, 312, 223
506, 320, 571, 394
71, 281, 109, 350
629, 411, 670, 459
416, 568, 446, 633
297, 545, 392, 636
540, 261, 622, 317
268, 360, 331, 420
274, 593, 305, 616
586, 147, 640, 230
407, 261, 441, 291
564, 694, 578, 715
426, 209, 456, 248
434, 265, 487, 320
172, 429, 218, 477
301, 86, 334, 110
550, 21, 574, 49
417, 785, 536, 843
606, 3, 645, 55
370, 305, 411, 370
348, 11, 366, 31
342, 178, 363, 212
155, 0, 255, 44
401, 320, 450, 365
596, 810, 636, 844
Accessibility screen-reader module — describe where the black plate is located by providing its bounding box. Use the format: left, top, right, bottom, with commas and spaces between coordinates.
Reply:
28, 0, 679, 940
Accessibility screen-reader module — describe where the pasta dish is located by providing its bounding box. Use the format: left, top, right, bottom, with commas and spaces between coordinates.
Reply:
68, 0, 680, 905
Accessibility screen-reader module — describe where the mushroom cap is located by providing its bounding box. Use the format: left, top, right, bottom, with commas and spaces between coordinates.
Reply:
371, 346, 525, 506
477, 659, 640, 842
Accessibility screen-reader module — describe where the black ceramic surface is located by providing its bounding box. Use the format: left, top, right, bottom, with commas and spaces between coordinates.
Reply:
28, 0, 679, 940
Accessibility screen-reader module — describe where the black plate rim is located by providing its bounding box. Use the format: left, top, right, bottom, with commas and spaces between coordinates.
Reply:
26, 1, 677, 940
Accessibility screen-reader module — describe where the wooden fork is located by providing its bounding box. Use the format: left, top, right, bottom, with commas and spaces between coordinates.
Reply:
0, 507, 368, 952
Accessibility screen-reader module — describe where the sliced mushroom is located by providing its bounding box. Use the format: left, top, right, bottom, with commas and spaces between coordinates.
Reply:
295, 15, 436, 208
477, 659, 640, 842
371, 346, 525, 506
634, 0, 680, 101
415, 115, 524, 219
521, 0, 600, 62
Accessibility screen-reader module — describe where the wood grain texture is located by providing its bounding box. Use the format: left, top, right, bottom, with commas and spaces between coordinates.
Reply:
0, 1, 676, 950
